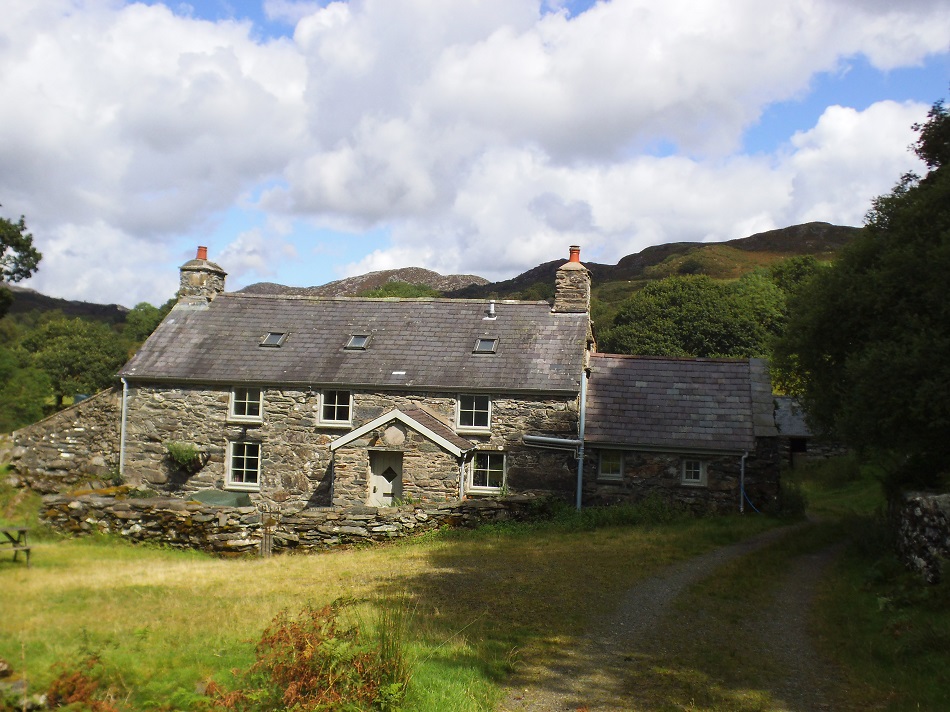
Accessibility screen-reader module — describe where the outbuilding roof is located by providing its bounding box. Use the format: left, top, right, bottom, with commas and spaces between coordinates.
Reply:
585, 354, 776, 454
119, 293, 589, 394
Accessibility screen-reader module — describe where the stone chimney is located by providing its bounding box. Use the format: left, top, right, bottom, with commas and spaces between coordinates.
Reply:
552, 245, 590, 313
178, 246, 227, 300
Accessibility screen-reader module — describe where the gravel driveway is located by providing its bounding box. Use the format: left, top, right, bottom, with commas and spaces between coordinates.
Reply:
497, 524, 845, 712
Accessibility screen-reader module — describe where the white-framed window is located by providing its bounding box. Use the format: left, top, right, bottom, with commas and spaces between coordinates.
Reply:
468, 451, 506, 493
681, 459, 708, 487
227, 440, 261, 491
320, 390, 352, 426
598, 450, 624, 482
229, 387, 263, 422
457, 394, 491, 431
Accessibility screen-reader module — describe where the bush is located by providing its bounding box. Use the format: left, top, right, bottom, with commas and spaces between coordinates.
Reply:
164, 441, 205, 474
205, 598, 410, 712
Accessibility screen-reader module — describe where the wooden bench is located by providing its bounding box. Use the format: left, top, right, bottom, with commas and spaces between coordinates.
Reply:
1, 527, 30, 568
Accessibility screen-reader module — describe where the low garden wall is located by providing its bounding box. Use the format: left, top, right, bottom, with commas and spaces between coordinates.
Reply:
39, 492, 549, 554
896, 492, 950, 584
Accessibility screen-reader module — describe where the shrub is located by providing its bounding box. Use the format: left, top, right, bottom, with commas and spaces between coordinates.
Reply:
164, 441, 205, 474
205, 598, 410, 712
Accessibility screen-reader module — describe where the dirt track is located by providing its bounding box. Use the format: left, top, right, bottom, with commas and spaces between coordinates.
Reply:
497, 525, 846, 712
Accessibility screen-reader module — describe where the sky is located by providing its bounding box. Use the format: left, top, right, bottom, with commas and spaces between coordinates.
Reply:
1, 0, 948, 308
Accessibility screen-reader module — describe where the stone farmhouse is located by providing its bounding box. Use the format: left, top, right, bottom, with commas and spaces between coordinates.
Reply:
12, 246, 780, 514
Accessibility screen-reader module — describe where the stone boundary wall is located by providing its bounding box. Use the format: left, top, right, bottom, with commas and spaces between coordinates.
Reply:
896, 492, 950, 583
39, 493, 550, 554
8, 389, 121, 493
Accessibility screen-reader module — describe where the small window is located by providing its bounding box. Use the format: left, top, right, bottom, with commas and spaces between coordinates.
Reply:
227, 440, 261, 491
320, 390, 352, 425
468, 452, 505, 493
457, 394, 491, 430
345, 334, 370, 350
229, 387, 263, 422
598, 451, 624, 482
681, 459, 707, 487
473, 338, 498, 354
260, 332, 287, 347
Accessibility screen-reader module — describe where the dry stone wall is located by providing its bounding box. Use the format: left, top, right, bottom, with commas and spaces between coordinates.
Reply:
8, 389, 121, 493
39, 492, 550, 554
896, 492, 950, 583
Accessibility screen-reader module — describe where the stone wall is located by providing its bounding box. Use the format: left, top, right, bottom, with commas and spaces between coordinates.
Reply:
8, 389, 121, 493
39, 492, 551, 554
582, 437, 781, 513
123, 383, 579, 506
896, 492, 950, 584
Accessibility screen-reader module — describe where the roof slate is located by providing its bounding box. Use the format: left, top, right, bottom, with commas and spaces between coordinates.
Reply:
585, 354, 776, 453
120, 294, 588, 393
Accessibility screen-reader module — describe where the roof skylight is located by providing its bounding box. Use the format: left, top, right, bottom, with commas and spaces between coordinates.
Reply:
260, 332, 287, 347
345, 334, 370, 350
473, 337, 498, 354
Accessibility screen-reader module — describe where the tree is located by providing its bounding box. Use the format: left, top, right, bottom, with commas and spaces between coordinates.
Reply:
601, 274, 781, 358
21, 315, 127, 407
122, 297, 174, 346
0, 345, 52, 432
0, 208, 42, 318
360, 281, 441, 298
773, 96, 950, 492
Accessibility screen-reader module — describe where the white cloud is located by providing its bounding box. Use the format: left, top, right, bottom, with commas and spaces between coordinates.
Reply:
1, 0, 947, 305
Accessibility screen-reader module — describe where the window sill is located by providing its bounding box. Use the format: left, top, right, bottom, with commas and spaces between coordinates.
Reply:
466, 487, 503, 496
317, 421, 352, 429
456, 427, 491, 436
225, 483, 260, 492
680, 480, 707, 488
227, 416, 264, 425
597, 477, 624, 484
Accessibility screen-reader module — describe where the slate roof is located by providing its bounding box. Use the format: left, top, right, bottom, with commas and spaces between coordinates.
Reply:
119, 293, 589, 394
773, 396, 812, 438
585, 354, 777, 453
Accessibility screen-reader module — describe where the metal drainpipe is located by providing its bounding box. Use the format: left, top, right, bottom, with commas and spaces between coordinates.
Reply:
576, 368, 588, 511
119, 378, 129, 478
458, 458, 465, 500
739, 451, 749, 513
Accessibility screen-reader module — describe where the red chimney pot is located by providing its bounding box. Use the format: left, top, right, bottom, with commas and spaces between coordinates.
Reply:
196, 246, 208, 261
568, 245, 581, 263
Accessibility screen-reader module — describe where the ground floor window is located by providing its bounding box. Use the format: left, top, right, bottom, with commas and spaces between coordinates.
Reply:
681, 458, 707, 487
468, 451, 505, 493
227, 440, 261, 491
598, 450, 624, 482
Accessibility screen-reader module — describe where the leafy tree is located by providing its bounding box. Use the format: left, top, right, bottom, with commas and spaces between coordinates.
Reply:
360, 281, 441, 298
601, 274, 778, 358
0, 345, 52, 432
773, 97, 950, 492
122, 297, 174, 346
21, 316, 127, 407
0, 207, 42, 318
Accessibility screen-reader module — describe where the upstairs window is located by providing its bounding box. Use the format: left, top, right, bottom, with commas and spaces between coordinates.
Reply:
320, 390, 352, 426
468, 452, 506, 493
457, 394, 491, 430
345, 334, 370, 350
227, 440, 261, 491
230, 387, 263, 422
260, 332, 286, 347
473, 337, 498, 354
681, 459, 708, 487
598, 451, 624, 482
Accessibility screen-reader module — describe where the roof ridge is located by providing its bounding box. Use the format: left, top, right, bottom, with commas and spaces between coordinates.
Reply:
221, 292, 549, 305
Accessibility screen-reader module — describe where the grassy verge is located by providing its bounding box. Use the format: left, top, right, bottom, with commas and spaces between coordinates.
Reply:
0, 490, 779, 711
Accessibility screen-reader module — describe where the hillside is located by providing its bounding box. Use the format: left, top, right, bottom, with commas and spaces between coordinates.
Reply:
2, 222, 859, 326
239, 266, 488, 297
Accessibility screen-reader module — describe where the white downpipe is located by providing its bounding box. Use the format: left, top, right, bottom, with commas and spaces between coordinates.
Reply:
576, 368, 588, 511
119, 378, 129, 478
739, 451, 749, 513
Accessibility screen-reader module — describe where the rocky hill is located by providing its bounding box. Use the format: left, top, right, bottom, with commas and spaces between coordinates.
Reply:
239, 266, 488, 297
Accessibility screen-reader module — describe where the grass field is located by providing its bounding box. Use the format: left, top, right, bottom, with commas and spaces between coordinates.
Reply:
2, 460, 949, 711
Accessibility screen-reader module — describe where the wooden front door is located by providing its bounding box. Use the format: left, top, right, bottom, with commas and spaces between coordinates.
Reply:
369, 451, 403, 506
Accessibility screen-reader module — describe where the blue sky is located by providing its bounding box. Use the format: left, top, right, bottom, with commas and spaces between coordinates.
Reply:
1, 0, 948, 306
